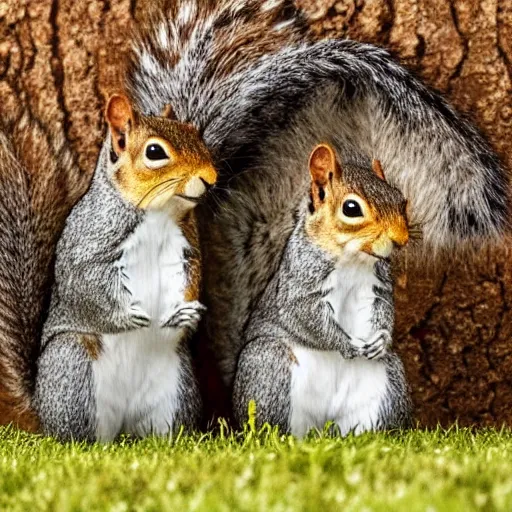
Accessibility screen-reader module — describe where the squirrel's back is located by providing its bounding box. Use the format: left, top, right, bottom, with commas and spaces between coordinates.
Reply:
0, 111, 90, 430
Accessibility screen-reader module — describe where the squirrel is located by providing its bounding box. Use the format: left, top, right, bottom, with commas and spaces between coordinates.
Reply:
33, 94, 217, 441
233, 143, 412, 434
0, 0, 509, 428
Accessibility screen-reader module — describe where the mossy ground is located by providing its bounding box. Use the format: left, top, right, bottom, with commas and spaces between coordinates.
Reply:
1, 424, 512, 511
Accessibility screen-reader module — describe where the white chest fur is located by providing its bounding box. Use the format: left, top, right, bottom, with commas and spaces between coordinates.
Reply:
322, 255, 380, 340
290, 255, 387, 437
93, 211, 189, 441
289, 347, 389, 437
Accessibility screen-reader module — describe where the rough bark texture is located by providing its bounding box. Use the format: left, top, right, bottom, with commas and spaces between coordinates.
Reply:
0, 0, 511, 427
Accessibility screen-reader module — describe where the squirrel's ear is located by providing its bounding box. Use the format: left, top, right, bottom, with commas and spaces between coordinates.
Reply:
106, 94, 135, 155
309, 144, 337, 211
309, 143, 337, 186
161, 104, 177, 120
372, 159, 386, 181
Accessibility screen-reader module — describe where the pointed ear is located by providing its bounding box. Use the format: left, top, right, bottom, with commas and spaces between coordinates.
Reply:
161, 104, 177, 120
372, 159, 386, 181
308, 143, 338, 211
105, 94, 135, 155
309, 143, 337, 186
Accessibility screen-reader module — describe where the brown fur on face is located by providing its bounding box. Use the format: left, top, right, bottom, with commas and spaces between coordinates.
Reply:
306, 143, 409, 260
106, 94, 217, 212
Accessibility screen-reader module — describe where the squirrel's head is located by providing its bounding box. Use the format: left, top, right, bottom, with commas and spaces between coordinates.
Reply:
105, 94, 217, 215
305, 143, 409, 260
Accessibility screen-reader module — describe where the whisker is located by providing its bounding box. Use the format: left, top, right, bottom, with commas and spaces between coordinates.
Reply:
408, 230, 424, 241
137, 178, 181, 207
216, 157, 257, 184
144, 181, 179, 208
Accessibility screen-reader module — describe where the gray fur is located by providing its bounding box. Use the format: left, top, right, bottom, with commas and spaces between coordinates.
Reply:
234, 207, 412, 432
233, 337, 291, 431
34, 143, 202, 442
379, 353, 413, 430
243, 214, 359, 357
173, 343, 202, 431
42, 147, 143, 340
128, 5, 509, 249
34, 333, 96, 442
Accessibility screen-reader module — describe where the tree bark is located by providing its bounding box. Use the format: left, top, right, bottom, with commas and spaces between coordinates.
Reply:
0, 0, 511, 427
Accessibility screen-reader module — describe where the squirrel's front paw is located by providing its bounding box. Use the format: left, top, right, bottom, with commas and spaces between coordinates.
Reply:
160, 301, 206, 332
355, 329, 392, 360
128, 302, 151, 328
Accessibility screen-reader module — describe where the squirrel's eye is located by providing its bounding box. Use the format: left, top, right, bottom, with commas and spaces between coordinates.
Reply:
342, 200, 364, 218
145, 144, 169, 161
143, 141, 172, 170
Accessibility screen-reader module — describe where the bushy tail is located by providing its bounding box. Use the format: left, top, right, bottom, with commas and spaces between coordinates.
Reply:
127, 0, 308, 152
0, 112, 90, 430
127, 1, 509, 250
247, 40, 509, 251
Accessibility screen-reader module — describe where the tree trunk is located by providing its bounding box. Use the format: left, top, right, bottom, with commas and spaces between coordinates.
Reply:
0, 0, 510, 427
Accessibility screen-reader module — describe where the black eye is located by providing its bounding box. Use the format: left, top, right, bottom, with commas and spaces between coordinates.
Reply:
145, 143, 169, 161
342, 200, 364, 218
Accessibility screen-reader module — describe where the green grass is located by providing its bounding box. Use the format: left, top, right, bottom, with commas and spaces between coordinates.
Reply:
1, 423, 512, 512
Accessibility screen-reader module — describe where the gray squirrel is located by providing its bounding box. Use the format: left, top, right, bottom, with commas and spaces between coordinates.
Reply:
0, 0, 509, 430
33, 94, 217, 441
233, 143, 412, 434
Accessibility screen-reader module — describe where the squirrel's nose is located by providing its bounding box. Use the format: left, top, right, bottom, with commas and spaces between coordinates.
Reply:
388, 226, 409, 248
199, 165, 218, 187
200, 178, 213, 192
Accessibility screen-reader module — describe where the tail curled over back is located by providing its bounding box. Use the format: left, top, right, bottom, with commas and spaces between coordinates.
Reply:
128, 0, 509, 250
0, 112, 90, 430
127, 0, 309, 155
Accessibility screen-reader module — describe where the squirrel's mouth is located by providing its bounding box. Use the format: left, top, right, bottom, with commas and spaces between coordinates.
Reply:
175, 194, 201, 204
368, 252, 390, 261
362, 248, 390, 261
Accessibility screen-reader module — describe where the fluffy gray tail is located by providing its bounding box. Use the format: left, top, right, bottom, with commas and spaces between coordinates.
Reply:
0, 112, 90, 430
127, 0, 308, 151
127, 1, 509, 250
